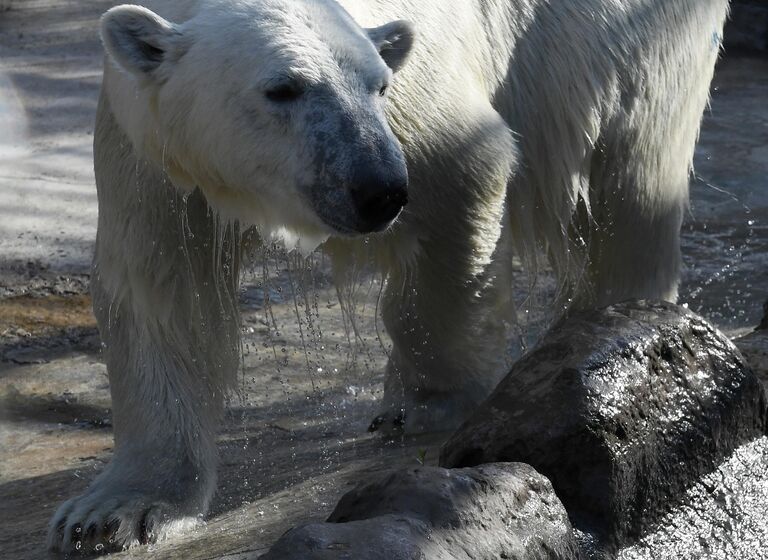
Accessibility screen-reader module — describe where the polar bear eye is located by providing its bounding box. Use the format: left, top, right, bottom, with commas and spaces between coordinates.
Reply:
379, 84, 388, 97
265, 84, 303, 103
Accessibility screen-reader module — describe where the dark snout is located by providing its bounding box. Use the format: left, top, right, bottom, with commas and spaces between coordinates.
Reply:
350, 167, 408, 233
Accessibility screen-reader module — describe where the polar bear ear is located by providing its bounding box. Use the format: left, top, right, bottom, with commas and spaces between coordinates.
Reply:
367, 20, 415, 72
100, 5, 186, 81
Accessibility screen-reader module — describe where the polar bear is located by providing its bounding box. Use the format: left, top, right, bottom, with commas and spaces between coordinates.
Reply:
48, 0, 729, 553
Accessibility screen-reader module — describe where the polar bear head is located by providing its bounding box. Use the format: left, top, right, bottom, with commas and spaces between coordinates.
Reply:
100, 1, 414, 248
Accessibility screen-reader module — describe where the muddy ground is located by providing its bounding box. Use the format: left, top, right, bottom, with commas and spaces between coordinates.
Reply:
1, 2, 767, 559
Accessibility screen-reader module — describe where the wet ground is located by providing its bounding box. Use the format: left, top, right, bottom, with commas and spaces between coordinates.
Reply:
1, 2, 767, 559
682, 57, 768, 330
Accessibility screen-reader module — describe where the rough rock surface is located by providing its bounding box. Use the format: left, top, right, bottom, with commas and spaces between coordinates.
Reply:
441, 301, 767, 552
735, 306, 768, 391
618, 436, 768, 560
259, 463, 582, 560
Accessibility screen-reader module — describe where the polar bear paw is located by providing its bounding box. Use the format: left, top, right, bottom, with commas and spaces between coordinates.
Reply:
47, 483, 202, 555
368, 391, 480, 435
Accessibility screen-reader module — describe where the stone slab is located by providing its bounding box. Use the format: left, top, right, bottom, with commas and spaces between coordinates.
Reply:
441, 301, 767, 552
260, 463, 582, 560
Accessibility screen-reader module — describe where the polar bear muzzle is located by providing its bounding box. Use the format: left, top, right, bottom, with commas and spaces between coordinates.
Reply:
349, 166, 408, 233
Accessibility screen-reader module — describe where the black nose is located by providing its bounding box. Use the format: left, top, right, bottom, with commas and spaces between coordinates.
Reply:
351, 177, 408, 233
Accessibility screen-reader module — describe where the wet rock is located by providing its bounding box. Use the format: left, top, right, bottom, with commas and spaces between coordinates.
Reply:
260, 463, 582, 560
735, 325, 768, 391
4, 346, 50, 364
618, 436, 768, 560
440, 300, 767, 553
724, 0, 768, 53
758, 300, 768, 331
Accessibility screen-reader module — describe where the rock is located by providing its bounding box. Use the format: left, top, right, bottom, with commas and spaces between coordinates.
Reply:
259, 515, 435, 560
618, 436, 768, 560
440, 301, 767, 553
259, 462, 582, 560
4, 346, 50, 364
735, 325, 768, 391
724, 0, 768, 53
758, 300, 768, 331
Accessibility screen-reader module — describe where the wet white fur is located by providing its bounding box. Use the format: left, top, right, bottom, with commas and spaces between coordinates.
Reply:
48, 0, 729, 553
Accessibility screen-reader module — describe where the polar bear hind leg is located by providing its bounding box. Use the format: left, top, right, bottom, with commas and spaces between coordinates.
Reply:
580, 4, 727, 309
504, 1, 728, 312
576, 0, 725, 307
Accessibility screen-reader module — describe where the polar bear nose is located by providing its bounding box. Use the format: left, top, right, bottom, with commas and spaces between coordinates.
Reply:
350, 176, 408, 233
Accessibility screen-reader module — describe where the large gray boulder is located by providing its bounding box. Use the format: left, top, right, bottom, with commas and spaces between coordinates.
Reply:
735, 303, 768, 391
440, 301, 767, 553
259, 462, 582, 559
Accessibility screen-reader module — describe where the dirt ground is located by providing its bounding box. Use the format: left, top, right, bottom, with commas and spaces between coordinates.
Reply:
1, 2, 767, 559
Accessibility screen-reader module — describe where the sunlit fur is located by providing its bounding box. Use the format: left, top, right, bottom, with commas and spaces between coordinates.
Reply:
48, 0, 729, 553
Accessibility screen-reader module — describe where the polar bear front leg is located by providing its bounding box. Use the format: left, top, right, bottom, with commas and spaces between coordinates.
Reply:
370, 104, 517, 434
372, 242, 515, 434
47, 93, 242, 553
47, 302, 221, 553
47, 189, 241, 554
